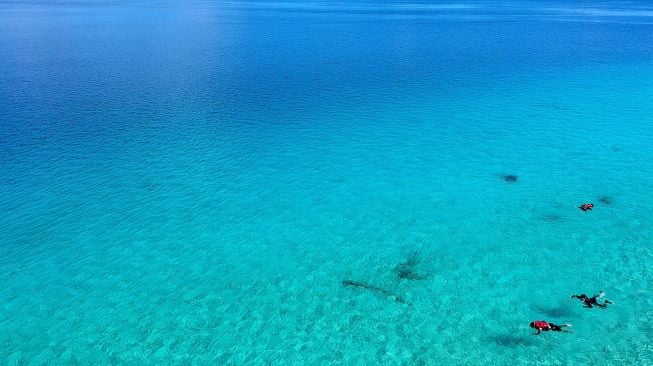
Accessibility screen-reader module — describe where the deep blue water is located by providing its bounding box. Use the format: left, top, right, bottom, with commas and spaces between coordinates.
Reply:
1, 1, 653, 364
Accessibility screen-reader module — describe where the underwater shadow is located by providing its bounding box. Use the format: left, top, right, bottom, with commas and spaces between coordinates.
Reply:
501, 174, 518, 183
541, 213, 563, 223
490, 334, 535, 347
531, 304, 578, 318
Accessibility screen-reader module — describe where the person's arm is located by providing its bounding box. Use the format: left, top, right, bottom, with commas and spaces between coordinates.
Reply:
534, 328, 541, 335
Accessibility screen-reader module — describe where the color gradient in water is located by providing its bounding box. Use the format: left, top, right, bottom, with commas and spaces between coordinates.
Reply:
1, 1, 653, 364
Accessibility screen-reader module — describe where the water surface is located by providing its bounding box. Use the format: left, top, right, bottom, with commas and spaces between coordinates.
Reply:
1, 1, 653, 364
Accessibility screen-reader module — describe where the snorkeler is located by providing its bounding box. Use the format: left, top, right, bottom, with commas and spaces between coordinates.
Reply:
579, 203, 594, 211
530, 320, 572, 335
571, 291, 612, 308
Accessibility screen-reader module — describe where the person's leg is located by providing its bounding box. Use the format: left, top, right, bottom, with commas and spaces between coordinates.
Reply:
596, 300, 611, 308
551, 323, 573, 332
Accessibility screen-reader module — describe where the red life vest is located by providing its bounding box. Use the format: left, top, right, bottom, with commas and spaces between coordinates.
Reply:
580, 203, 594, 211
534, 320, 549, 329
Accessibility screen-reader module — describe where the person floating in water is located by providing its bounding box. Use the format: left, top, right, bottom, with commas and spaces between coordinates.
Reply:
530, 320, 572, 335
579, 203, 594, 211
571, 291, 612, 308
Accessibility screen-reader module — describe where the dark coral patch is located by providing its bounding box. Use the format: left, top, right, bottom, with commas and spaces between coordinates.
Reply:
395, 251, 428, 280
502, 175, 518, 183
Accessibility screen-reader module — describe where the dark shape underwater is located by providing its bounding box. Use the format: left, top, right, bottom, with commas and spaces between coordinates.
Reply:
599, 196, 613, 205
502, 175, 518, 183
394, 251, 429, 280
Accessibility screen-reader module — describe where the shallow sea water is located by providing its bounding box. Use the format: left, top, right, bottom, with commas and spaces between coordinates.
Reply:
1, 1, 653, 364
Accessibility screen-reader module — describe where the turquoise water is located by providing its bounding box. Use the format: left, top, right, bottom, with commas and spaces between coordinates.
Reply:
1, 1, 653, 364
